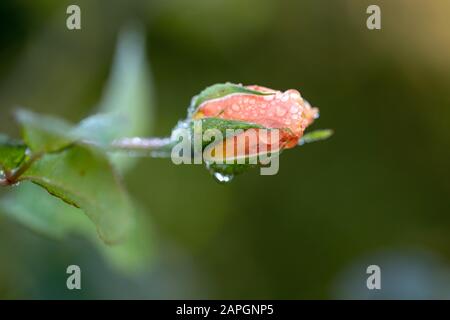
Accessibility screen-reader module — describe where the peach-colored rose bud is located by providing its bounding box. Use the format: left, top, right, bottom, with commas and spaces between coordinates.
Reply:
193, 84, 319, 148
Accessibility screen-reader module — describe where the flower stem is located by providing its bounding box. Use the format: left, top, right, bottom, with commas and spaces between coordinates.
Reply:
111, 137, 175, 158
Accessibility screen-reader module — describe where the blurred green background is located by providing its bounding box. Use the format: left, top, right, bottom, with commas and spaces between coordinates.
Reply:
1, 0, 450, 299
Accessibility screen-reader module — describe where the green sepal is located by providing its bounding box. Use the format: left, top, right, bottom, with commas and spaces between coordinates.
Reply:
298, 129, 334, 145
191, 117, 265, 148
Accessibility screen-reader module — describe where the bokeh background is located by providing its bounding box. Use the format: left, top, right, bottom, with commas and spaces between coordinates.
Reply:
1, 0, 450, 299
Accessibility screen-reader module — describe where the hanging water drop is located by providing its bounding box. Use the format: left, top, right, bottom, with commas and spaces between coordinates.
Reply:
212, 172, 234, 184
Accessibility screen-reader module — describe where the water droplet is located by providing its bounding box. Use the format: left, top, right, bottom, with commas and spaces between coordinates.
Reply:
276, 107, 286, 116
290, 92, 300, 99
225, 108, 234, 116
213, 172, 234, 183
290, 106, 299, 113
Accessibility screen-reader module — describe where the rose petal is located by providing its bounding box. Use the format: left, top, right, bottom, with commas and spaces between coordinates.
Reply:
194, 85, 318, 148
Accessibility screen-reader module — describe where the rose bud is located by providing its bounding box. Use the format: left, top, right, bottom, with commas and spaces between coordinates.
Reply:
191, 83, 319, 149
181, 83, 321, 180
114, 83, 330, 182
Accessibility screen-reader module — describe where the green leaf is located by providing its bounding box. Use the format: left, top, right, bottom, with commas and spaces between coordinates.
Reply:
18, 144, 134, 244
7, 26, 155, 245
92, 25, 154, 172
99, 206, 154, 273
15, 109, 75, 153
14, 108, 119, 152
0, 134, 27, 172
299, 129, 334, 145
15, 26, 154, 171
73, 113, 127, 147
0, 182, 153, 274
188, 83, 273, 117
0, 182, 92, 238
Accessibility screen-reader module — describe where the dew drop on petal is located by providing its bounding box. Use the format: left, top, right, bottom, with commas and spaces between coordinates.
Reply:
225, 108, 234, 116
276, 107, 287, 117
